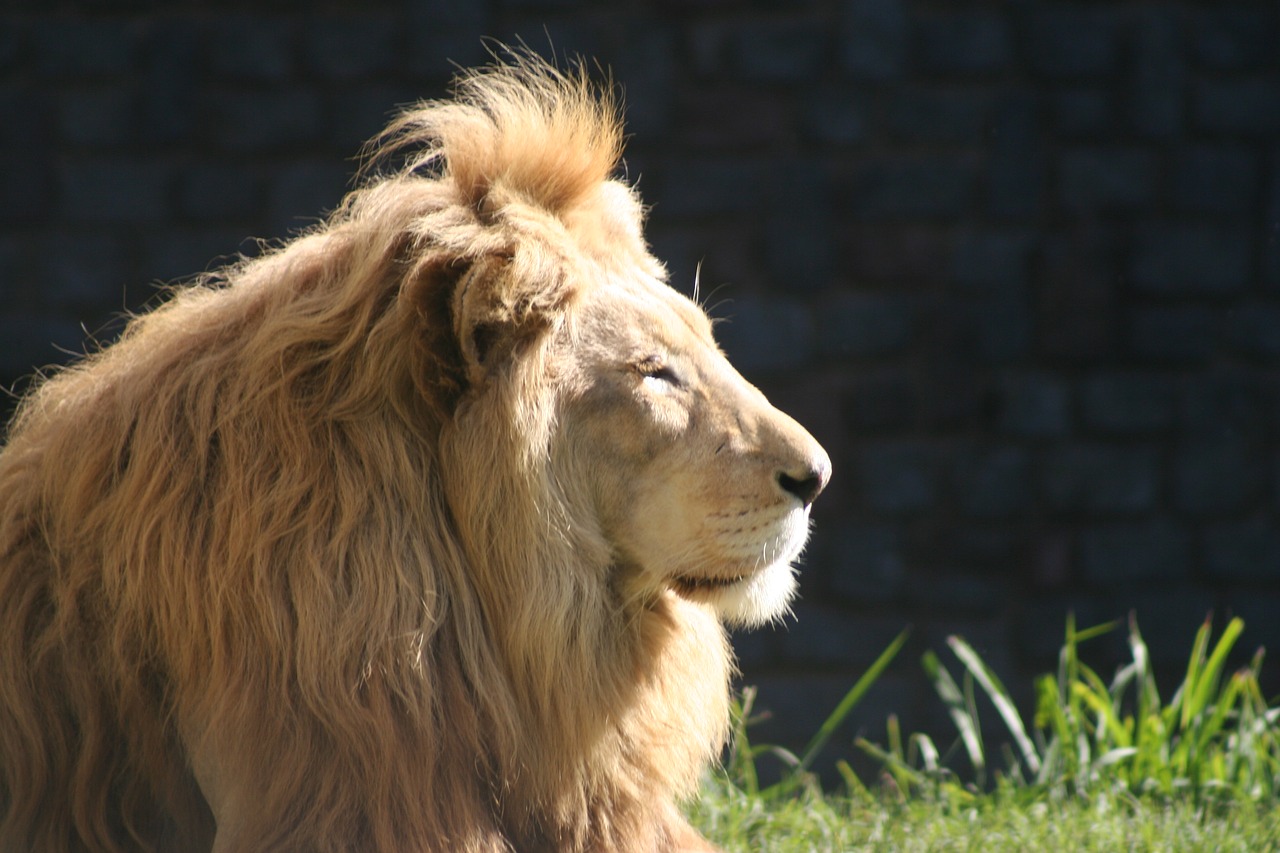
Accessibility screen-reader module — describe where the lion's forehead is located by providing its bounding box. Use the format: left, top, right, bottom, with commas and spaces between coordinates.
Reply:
580, 274, 718, 354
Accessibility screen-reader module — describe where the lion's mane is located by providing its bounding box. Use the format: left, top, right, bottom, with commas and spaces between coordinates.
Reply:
0, 59, 731, 853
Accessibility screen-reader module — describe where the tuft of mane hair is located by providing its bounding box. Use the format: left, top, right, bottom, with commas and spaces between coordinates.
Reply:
369, 57, 624, 217
0, 55, 735, 853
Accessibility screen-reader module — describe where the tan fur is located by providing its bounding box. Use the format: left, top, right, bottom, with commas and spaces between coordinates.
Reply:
0, 56, 829, 853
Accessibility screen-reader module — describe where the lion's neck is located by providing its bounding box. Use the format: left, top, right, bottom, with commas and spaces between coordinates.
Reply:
488, 585, 732, 850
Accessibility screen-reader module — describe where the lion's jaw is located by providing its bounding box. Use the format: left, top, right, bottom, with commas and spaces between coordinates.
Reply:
666, 502, 811, 625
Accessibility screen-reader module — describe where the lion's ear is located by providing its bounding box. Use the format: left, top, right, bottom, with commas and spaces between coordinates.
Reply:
450, 252, 575, 380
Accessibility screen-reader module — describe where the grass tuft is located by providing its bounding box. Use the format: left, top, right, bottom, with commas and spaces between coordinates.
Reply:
690, 614, 1280, 851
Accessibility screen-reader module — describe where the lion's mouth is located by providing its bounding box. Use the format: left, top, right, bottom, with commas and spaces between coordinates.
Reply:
670, 573, 749, 598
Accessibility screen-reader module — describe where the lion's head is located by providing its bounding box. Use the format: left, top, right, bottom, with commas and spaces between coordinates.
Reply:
0, 55, 828, 853
551, 246, 829, 626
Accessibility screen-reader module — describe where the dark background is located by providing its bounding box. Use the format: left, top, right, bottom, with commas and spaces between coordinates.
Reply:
3, 1, 1279, 779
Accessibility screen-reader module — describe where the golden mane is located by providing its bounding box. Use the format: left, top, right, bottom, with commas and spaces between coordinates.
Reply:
0, 56, 730, 853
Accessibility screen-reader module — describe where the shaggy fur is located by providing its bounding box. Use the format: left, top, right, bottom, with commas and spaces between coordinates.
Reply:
0, 57, 827, 853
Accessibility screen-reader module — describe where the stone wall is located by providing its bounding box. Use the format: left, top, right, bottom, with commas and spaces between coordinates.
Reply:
3, 0, 1279, 774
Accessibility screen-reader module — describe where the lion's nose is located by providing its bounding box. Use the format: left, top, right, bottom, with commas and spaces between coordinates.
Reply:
777, 455, 831, 507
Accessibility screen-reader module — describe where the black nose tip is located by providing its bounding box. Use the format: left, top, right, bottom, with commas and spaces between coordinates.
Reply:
778, 461, 830, 507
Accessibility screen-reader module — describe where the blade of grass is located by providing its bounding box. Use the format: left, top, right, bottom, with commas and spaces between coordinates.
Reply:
795, 627, 910, 775
1178, 617, 1213, 732
948, 635, 1042, 776
1188, 617, 1245, 726
924, 650, 985, 777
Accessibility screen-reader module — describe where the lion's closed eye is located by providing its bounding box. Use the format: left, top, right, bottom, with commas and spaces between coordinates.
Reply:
634, 356, 682, 389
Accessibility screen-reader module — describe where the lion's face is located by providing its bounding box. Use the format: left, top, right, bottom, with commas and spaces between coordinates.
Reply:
554, 266, 830, 627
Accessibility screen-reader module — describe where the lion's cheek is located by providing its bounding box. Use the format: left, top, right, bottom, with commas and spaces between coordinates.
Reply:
603, 469, 706, 572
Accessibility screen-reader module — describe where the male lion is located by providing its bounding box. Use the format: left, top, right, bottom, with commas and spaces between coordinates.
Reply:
0, 57, 829, 852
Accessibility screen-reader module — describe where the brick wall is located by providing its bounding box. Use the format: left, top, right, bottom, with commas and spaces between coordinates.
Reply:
3, 1, 1279, 772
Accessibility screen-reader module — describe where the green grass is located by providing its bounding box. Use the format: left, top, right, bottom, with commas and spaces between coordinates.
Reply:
690, 782, 1280, 852
688, 615, 1280, 851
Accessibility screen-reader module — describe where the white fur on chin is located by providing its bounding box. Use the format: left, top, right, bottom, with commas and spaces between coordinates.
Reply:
710, 509, 810, 627
711, 561, 799, 627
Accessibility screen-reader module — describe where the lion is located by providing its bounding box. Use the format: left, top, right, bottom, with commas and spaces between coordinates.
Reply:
0, 56, 830, 853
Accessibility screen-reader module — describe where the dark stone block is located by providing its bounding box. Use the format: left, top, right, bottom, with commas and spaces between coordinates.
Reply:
0, 238, 21, 305
1080, 372, 1176, 435
1267, 161, 1280, 290
650, 157, 768, 217
1081, 520, 1191, 587
1041, 444, 1160, 514
1128, 590, 1220, 670
825, 522, 907, 605
951, 528, 1024, 577
839, 225, 952, 286
1034, 230, 1120, 363
730, 18, 828, 82
58, 158, 171, 225
713, 293, 816, 374
1180, 373, 1270, 439
1052, 89, 1113, 139
328, 84, 420, 151
1021, 3, 1123, 79
915, 10, 1011, 74
886, 87, 991, 144
1174, 438, 1267, 517
0, 313, 89, 378
1130, 224, 1252, 295
857, 441, 939, 514
986, 93, 1046, 218
1193, 77, 1280, 137
1172, 146, 1259, 215
36, 233, 125, 309
997, 372, 1070, 437
141, 229, 257, 288
676, 87, 793, 150
816, 291, 914, 359
955, 446, 1031, 519
781, 602, 912, 667
58, 88, 137, 147
839, 0, 908, 80
951, 229, 1034, 294
765, 210, 833, 293
32, 20, 136, 78
609, 30, 678, 141
179, 164, 263, 222
139, 20, 201, 146
209, 17, 295, 81
765, 211, 833, 293
840, 370, 918, 433
1130, 11, 1183, 139
1130, 306, 1213, 364
922, 364, 984, 429
211, 89, 324, 151
1190, 8, 1280, 71
0, 154, 53, 224
843, 157, 977, 219
404, 12, 490, 80
1203, 520, 1280, 584
801, 86, 869, 145
1221, 597, 1280, 672
1226, 302, 1280, 361
1058, 148, 1156, 212
304, 15, 399, 80
952, 293, 1032, 363
267, 160, 353, 236
0, 22, 18, 74
0, 87, 53, 152
908, 572, 1011, 615
1017, 595, 1119, 666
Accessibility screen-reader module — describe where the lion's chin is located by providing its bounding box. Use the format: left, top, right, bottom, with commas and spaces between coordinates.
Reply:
669, 561, 797, 627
